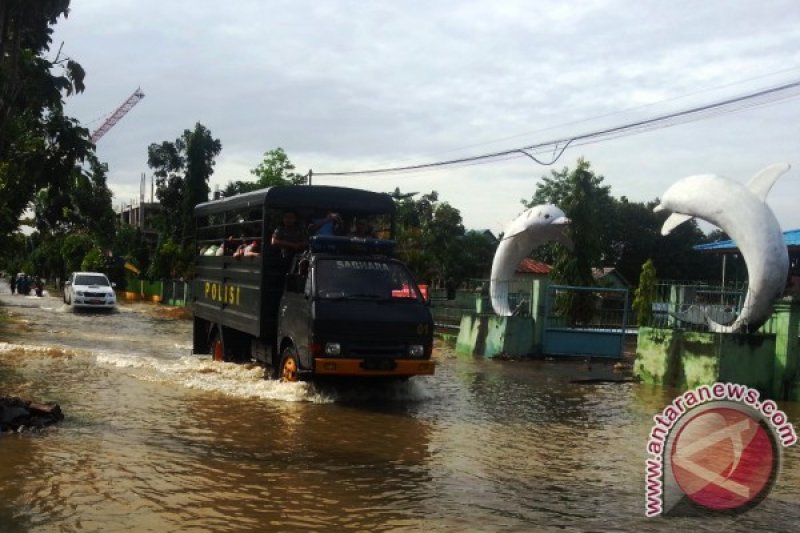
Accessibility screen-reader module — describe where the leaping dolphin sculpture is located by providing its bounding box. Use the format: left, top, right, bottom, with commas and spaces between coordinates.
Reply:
654, 163, 791, 333
490, 204, 570, 316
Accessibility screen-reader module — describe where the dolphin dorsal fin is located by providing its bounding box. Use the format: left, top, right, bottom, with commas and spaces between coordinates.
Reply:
661, 213, 693, 235
746, 163, 790, 201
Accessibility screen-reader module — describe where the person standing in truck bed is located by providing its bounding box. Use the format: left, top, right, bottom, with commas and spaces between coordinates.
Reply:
271, 211, 307, 268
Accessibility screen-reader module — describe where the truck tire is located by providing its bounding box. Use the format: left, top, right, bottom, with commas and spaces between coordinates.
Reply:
277, 347, 300, 382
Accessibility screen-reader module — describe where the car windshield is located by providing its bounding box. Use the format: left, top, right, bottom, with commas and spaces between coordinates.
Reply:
315, 259, 422, 301
75, 275, 110, 286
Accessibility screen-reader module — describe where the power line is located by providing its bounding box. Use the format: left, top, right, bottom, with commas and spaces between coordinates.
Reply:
393, 66, 800, 162
313, 78, 800, 177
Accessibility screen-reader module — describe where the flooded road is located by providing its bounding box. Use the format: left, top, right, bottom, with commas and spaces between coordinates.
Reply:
1, 286, 798, 531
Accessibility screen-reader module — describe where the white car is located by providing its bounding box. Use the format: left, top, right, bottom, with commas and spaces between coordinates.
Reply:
64, 272, 117, 309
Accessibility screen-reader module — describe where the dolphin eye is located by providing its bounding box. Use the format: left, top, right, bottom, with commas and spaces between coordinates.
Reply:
544, 214, 550, 219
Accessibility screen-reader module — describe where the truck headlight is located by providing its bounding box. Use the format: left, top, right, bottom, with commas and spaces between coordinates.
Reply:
408, 344, 424, 357
325, 342, 341, 356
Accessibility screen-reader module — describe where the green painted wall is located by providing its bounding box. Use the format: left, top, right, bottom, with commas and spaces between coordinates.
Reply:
455, 314, 535, 358
634, 300, 800, 400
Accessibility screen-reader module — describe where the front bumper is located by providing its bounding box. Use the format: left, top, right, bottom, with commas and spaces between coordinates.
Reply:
73, 297, 116, 308
313, 358, 435, 377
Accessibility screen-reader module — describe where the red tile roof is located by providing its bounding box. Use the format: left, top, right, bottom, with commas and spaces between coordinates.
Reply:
516, 258, 552, 275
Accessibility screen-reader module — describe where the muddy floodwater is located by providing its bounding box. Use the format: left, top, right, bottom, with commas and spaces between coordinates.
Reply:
0, 286, 798, 532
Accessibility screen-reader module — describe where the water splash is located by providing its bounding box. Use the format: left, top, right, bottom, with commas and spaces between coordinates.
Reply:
94, 352, 334, 403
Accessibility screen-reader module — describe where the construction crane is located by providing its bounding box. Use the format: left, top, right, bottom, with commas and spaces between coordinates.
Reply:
90, 87, 145, 143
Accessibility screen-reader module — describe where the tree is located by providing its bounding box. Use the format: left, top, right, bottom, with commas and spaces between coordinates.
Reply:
391, 189, 494, 288
0, 1, 91, 237
61, 232, 92, 274
523, 160, 721, 288
251, 147, 306, 186
148, 122, 222, 257
32, 154, 115, 246
223, 147, 305, 196
112, 224, 151, 276
524, 159, 611, 286
522, 160, 614, 323
633, 258, 657, 325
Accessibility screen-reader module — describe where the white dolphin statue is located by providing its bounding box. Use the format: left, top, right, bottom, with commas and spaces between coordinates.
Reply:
654, 163, 791, 333
490, 204, 570, 316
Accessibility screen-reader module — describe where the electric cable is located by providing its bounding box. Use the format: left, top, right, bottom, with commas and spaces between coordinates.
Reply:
313, 78, 800, 177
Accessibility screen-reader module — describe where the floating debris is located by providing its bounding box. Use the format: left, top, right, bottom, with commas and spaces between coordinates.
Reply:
0, 396, 64, 433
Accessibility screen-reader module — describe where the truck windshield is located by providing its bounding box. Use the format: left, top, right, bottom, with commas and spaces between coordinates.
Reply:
315, 259, 422, 301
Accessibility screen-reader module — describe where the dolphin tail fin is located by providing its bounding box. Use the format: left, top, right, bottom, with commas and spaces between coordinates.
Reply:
746, 163, 790, 201
661, 213, 694, 236
706, 315, 733, 333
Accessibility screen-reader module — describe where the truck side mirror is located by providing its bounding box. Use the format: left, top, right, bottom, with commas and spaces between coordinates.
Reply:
418, 284, 430, 303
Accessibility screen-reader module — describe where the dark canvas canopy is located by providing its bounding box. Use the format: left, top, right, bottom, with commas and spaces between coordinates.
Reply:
195, 185, 395, 217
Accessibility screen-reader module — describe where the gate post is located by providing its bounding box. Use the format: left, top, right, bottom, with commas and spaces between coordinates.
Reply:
531, 279, 550, 355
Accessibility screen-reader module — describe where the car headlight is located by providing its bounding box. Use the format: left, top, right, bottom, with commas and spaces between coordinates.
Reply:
325, 342, 341, 356
408, 344, 424, 357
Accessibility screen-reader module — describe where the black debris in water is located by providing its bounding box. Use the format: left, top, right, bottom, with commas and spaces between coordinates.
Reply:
0, 396, 64, 433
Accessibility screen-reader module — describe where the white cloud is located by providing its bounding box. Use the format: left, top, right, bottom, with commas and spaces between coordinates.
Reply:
51, 0, 800, 235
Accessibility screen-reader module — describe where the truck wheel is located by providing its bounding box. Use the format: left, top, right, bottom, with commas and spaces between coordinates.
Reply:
278, 347, 300, 382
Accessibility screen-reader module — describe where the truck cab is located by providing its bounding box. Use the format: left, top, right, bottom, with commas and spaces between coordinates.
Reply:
276, 236, 434, 381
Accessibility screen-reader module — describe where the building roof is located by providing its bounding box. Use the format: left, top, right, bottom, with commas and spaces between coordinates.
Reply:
516, 258, 552, 275
693, 228, 800, 253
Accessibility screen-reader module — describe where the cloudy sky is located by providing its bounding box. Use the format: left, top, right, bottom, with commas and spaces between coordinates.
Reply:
52, 0, 800, 234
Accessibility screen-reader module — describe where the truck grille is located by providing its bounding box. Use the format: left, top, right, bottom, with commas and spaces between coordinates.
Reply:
347, 344, 406, 357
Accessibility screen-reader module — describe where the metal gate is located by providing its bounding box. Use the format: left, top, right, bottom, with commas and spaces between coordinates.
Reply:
542, 285, 629, 359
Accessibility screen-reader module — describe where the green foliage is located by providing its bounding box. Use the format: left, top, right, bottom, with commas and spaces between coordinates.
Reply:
148, 239, 192, 280
112, 225, 151, 274
149, 123, 222, 246
525, 159, 609, 288
0, 1, 94, 238
147, 123, 221, 279
392, 189, 495, 287
523, 158, 721, 289
33, 154, 115, 245
80, 247, 105, 272
61, 233, 93, 274
24, 232, 64, 281
608, 197, 719, 284
222, 147, 305, 196
633, 259, 658, 326
250, 147, 306, 186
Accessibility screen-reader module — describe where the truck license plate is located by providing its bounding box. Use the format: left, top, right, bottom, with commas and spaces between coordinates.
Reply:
360, 358, 397, 371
